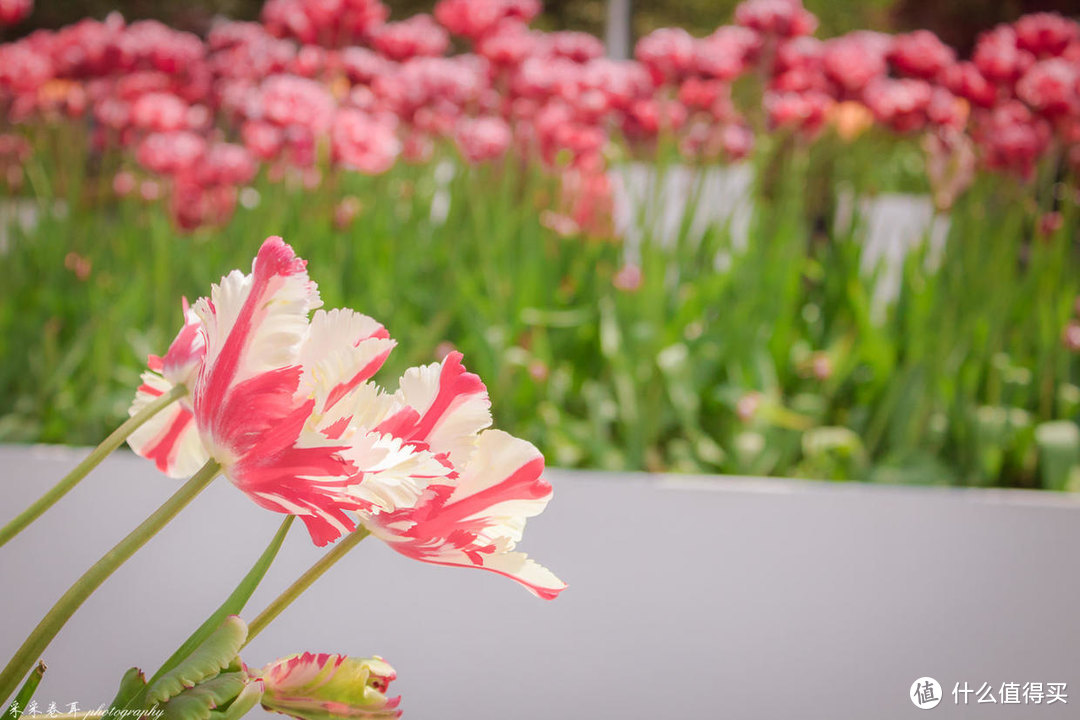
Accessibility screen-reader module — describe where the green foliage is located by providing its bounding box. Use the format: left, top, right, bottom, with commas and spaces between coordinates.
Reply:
146, 617, 247, 705
1, 124, 1078, 488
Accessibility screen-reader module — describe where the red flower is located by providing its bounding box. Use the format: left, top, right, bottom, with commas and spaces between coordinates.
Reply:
888, 30, 955, 81
372, 14, 449, 62
1016, 58, 1080, 118
1014, 12, 1080, 59
454, 116, 511, 163
0, 0, 32, 26
973, 25, 1034, 85
734, 0, 817, 38
862, 78, 933, 133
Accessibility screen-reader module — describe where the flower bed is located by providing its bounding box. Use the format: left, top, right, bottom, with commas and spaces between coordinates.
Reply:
1, 0, 1079, 487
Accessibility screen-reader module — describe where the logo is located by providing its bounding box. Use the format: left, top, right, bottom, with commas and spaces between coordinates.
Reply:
912, 677, 943, 709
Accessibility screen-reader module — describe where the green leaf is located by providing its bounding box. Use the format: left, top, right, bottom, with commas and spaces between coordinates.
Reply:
110, 667, 148, 709
159, 673, 247, 720
3, 661, 45, 717
207, 679, 264, 720
146, 617, 247, 705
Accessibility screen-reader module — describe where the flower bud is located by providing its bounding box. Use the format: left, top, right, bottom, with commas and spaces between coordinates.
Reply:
252, 653, 400, 720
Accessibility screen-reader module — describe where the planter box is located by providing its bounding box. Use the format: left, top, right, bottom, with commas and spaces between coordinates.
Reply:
2, 445, 1078, 719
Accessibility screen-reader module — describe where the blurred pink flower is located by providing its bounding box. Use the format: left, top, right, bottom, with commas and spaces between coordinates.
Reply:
862, 77, 933, 133
454, 116, 512, 163
130, 92, 188, 132
0, 0, 32, 26
1014, 12, 1079, 58
973, 25, 1034, 85
822, 31, 890, 95
943, 62, 998, 109
434, 0, 539, 41
372, 14, 449, 62
734, 0, 817, 38
888, 30, 955, 81
613, 264, 643, 292
331, 108, 401, 174
136, 130, 207, 175
636, 27, 697, 85
1016, 58, 1080, 117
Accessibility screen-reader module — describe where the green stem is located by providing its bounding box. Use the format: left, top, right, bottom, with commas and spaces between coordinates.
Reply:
0, 384, 188, 548
2, 661, 45, 720
0, 460, 221, 706
243, 527, 370, 646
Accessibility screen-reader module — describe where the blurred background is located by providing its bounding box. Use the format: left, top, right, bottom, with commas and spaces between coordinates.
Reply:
7, 0, 1079, 52
1, 0, 1080, 490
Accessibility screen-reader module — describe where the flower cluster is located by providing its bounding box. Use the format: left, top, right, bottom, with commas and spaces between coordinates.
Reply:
0, 1, 1078, 230
128, 236, 566, 600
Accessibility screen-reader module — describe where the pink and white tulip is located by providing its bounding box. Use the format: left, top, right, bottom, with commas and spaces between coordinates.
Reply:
250, 652, 400, 720
361, 352, 567, 600
129, 237, 450, 546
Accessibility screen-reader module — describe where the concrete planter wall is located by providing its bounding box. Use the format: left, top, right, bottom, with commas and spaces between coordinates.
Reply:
2, 445, 1078, 719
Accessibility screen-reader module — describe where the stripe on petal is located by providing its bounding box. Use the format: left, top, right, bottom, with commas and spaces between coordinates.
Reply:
127, 372, 209, 478
390, 352, 492, 468
363, 430, 566, 599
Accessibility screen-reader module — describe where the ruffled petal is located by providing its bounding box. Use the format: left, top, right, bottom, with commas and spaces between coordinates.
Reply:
363, 429, 566, 600
193, 236, 321, 425
387, 351, 492, 468
127, 372, 209, 479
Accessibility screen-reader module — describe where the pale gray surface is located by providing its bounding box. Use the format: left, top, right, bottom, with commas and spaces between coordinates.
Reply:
2, 445, 1080, 719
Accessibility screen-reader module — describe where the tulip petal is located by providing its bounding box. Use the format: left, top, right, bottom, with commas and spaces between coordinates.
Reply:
386, 351, 492, 468
364, 429, 566, 600
127, 372, 209, 479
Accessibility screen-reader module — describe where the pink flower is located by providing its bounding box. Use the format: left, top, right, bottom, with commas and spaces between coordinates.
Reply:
129, 237, 453, 546
331, 109, 401, 174
130, 92, 189, 132
976, 100, 1051, 179
943, 62, 997, 109
888, 30, 955, 81
136, 131, 207, 176
454, 116, 511, 163
242, 121, 285, 162
127, 299, 208, 478
360, 353, 566, 599
1016, 58, 1080, 117
0, 0, 32, 26
734, 0, 817, 38
635, 27, 697, 85
822, 31, 890, 95
1014, 12, 1079, 58
973, 25, 1034, 85
170, 175, 238, 231
546, 31, 606, 64
198, 143, 259, 187
250, 653, 400, 720
694, 26, 760, 81
262, 0, 389, 48
434, 0, 539, 41
862, 77, 933, 133
340, 46, 394, 84
372, 14, 449, 62
765, 89, 831, 133
612, 264, 643, 292
257, 74, 337, 133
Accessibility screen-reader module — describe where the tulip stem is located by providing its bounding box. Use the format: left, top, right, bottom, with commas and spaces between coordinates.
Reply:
244, 526, 370, 646
0, 384, 188, 548
0, 459, 221, 707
